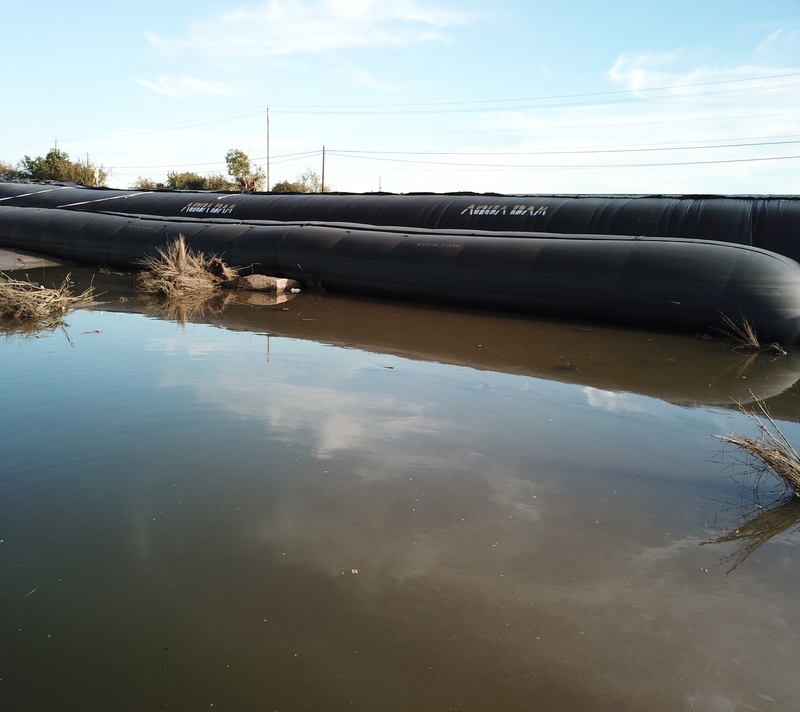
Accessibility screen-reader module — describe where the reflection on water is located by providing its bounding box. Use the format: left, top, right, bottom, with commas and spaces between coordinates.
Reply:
141, 290, 296, 327
703, 494, 800, 574
1, 266, 800, 711
19, 263, 800, 412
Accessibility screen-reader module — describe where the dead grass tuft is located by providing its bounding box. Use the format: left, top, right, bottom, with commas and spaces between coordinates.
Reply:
713, 390, 800, 497
0, 272, 95, 335
718, 312, 787, 356
135, 236, 238, 298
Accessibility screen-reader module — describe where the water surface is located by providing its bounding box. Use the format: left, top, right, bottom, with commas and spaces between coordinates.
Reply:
1, 269, 800, 711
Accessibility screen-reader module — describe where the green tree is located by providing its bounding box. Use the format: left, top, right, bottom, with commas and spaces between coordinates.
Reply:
18, 148, 110, 185
131, 177, 166, 190
133, 173, 233, 191
166, 171, 210, 190
225, 149, 264, 192
271, 179, 305, 193
204, 173, 236, 191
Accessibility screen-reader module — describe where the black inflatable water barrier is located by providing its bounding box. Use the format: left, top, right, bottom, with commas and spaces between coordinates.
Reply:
2, 183, 800, 261
2, 203, 800, 342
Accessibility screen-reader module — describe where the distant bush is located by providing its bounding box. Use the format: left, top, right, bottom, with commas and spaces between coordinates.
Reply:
271, 168, 331, 193
166, 171, 210, 190
131, 177, 166, 190
204, 173, 236, 191
0, 160, 18, 178
131, 173, 234, 191
271, 180, 305, 193
17, 149, 110, 186
130, 149, 264, 192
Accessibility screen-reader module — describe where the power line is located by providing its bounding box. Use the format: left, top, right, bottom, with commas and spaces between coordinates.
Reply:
326, 150, 800, 170
331, 137, 800, 158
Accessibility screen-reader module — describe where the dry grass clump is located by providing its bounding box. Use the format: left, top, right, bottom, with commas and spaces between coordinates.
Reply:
718, 312, 787, 356
135, 236, 238, 298
0, 272, 95, 335
713, 390, 800, 497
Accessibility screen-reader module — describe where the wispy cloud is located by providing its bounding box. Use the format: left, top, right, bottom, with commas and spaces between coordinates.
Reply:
147, 0, 474, 58
135, 74, 237, 100
607, 51, 688, 92
467, 52, 800, 194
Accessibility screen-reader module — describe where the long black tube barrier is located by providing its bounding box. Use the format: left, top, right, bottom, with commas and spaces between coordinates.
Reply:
1, 183, 800, 261
2, 204, 800, 342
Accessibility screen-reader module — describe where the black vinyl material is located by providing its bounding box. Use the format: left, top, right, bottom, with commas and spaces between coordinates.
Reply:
2, 203, 800, 342
1, 183, 799, 260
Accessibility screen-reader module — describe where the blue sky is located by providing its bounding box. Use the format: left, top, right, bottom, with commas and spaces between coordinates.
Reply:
3, 0, 800, 193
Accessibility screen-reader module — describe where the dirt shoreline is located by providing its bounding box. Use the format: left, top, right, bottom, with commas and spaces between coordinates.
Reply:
0, 247, 65, 271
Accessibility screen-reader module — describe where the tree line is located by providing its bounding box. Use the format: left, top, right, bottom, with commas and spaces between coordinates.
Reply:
1, 147, 331, 193
1, 149, 110, 186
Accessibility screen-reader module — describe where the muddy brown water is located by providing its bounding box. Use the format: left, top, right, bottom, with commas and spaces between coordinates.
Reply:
2, 263, 800, 711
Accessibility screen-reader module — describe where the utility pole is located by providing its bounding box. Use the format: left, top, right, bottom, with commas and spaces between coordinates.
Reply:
321, 145, 326, 193
266, 108, 270, 191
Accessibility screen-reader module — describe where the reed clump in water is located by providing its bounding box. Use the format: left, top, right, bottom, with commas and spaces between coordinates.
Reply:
135, 236, 238, 298
0, 272, 95, 334
713, 391, 800, 497
718, 312, 787, 356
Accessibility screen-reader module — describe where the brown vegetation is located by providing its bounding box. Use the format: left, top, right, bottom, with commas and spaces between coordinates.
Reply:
0, 273, 95, 334
705, 391, 800, 571
718, 312, 787, 356
713, 391, 800, 497
135, 236, 239, 298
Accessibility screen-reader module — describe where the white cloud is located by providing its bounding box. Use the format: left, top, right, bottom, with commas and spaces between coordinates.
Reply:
756, 27, 800, 56
607, 50, 687, 92
463, 53, 800, 194
146, 0, 473, 58
135, 74, 237, 100
155, 365, 449, 459
583, 387, 646, 413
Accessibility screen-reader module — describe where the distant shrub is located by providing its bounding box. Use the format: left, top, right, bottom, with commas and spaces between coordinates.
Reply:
131, 177, 166, 190
204, 173, 236, 191
271, 180, 305, 193
166, 171, 210, 190
0, 160, 18, 178
17, 149, 110, 186
271, 169, 332, 193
